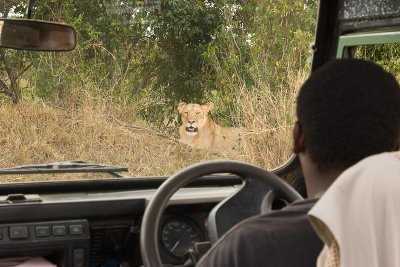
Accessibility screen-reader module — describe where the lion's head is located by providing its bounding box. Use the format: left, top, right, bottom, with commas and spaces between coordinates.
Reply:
178, 102, 213, 136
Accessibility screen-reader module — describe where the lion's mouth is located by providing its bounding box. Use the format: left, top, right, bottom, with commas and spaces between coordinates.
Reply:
186, 126, 198, 133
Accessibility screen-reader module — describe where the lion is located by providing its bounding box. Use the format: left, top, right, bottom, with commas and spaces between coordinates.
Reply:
178, 102, 245, 150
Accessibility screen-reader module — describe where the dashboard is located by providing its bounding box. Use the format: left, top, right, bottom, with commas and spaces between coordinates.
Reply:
0, 184, 239, 267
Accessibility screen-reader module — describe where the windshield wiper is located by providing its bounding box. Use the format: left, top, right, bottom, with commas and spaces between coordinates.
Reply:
0, 161, 129, 177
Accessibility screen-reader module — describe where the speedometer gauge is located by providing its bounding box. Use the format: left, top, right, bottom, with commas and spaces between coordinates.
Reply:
161, 217, 204, 258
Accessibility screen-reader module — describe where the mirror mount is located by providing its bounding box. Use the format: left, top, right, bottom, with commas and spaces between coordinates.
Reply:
26, 0, 36, 19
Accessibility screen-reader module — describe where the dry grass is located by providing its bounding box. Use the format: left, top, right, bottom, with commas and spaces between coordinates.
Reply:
0, 97, 226, 183
237, 67, 307, 169
0, 66, 306, 183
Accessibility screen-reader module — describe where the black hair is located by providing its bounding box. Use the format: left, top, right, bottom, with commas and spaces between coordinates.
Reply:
296, 59, 400, 171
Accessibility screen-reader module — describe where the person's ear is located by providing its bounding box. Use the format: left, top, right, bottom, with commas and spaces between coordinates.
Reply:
394, 136, 400, 151
293, 121, 306, 154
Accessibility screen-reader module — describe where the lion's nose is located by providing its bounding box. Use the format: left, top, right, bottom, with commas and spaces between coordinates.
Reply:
188, 121, 195, 124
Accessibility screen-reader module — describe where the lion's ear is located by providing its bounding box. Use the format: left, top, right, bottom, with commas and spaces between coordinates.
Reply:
202, 102, 213, 113
178, 102, 186, 113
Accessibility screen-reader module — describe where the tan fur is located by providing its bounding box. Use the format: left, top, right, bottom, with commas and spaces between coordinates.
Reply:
178, 102, 244, 150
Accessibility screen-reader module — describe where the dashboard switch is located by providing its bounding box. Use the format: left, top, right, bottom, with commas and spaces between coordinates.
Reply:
35, 226, 50, 237
69, 224, 83, 235
52, 225, 67, 236
73, 248, 85, 267
9, 226, 29, 239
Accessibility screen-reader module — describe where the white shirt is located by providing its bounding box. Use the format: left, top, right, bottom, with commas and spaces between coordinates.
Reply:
308, 152, 400, 267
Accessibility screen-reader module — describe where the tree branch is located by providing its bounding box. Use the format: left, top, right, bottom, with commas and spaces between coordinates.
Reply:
0, 49, 20, 103
16, 62, 33, 79
0, 79, 14, 98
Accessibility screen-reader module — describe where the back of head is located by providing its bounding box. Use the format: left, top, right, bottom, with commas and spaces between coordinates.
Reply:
296, 59, 400, 171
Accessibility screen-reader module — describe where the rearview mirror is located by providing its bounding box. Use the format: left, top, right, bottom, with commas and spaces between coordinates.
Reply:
0, 19, 76, 51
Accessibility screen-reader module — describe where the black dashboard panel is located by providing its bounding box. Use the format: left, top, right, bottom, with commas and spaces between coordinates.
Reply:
0, 185, 238, 266
0, 199, 146, 223
0, 220, 90, 267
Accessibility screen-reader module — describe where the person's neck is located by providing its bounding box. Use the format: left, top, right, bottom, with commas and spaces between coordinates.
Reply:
305, 168, 343, 198
299, 155, 345, 198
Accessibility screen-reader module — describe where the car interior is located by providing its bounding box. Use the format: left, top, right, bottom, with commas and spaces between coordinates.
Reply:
0, 0, 399, 267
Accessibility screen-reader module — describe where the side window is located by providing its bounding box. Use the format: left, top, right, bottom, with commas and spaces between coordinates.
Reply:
353, 44, 400, 80
337, 31, 400, 80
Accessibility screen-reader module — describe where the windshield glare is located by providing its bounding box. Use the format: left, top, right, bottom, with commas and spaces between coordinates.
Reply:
0, 1, 317, 182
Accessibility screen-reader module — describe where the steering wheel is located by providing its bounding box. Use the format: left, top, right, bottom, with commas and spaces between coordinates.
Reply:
140, 160, 303, 267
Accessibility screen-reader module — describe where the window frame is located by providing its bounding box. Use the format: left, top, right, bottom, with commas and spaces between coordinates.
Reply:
336, 30, 400, 58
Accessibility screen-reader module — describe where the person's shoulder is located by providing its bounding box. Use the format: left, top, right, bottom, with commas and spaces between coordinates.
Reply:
242, 198, 318, 225
197, 199, 322, 267
235, 198, 318, 233
285, 198, 319, 211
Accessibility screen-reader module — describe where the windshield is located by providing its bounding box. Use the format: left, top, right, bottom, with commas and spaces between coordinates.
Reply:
0, 1, 317, 182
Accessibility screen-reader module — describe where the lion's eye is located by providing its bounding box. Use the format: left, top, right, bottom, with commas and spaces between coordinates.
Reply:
196, 112, 200, 115
184, 112, 188, 115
